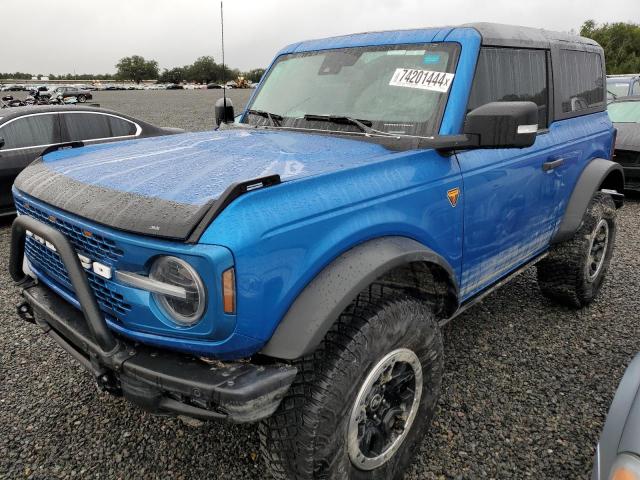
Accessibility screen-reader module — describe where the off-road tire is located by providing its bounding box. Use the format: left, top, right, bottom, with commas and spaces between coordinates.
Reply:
260, 284, 444, 480
536, 192, 616, 308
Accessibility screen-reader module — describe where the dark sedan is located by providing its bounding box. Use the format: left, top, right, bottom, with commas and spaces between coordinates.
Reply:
608, 97, 640, 191
0, 105, 184, 215
42, 86, 93, 102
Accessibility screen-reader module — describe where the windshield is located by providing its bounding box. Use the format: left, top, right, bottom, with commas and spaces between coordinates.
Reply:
244, 43, 460, 137
608, 101, 640, 123
607, 79, 630, 99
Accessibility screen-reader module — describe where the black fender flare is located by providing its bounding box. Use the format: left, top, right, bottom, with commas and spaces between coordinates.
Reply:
260, 236, 459, 360
551, 158, 624, 244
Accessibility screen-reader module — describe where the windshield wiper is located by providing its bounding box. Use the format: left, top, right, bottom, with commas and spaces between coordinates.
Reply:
607, 89, 618, 100
303, 114, 396, 137
246, 109, 283, 126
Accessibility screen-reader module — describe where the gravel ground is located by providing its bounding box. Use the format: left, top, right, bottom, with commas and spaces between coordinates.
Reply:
89, 89, 256, 131
1, 92, 639, 479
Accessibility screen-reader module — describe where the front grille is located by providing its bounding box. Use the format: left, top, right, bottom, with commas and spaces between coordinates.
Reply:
16, 198, 131, 318
15, 199, 124, 264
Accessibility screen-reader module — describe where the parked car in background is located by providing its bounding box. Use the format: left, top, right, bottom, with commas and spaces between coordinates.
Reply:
0, 105, 183, 216
207, 83, 223, 89
72, 84, 94, 91
42, 86, 93, 103
592, 354, 640, 480
608, 96, 640, 190
1, 84, 27, 92
607, 75, 640, 102
165, 83, 184, 90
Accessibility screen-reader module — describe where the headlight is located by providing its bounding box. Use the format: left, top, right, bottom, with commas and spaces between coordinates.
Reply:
150, 256, 206, 326
610, 453, 640, 480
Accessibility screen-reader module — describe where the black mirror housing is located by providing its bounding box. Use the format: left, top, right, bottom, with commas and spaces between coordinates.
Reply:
0, 137, 4, 149
215, 98, 235, 126
464, 101, 538, 148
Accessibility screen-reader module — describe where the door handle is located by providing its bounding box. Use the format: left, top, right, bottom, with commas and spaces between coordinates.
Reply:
542, 158, 564, 171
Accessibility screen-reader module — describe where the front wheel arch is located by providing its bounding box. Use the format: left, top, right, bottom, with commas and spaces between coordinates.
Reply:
260, 236, 459, 360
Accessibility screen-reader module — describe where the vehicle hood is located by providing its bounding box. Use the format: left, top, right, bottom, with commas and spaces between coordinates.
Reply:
14, 128, 393, 240
614, 122, 640, 151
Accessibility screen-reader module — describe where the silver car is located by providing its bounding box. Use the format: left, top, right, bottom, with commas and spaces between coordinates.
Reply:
592, 354, 640, 479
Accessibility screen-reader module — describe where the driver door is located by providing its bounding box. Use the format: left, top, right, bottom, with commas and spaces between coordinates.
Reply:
456, 47, 563, 299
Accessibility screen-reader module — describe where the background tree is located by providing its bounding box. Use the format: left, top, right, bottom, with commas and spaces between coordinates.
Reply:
115, 55, 159, 83
580, 20, 640, 74
159, 67, 186, 84
0, 72, 33, 80
186, 56, 223, 84
244, 68, 266, 83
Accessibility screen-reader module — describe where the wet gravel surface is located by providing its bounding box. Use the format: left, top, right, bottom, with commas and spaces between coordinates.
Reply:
1, 91, 639, 479
89, 89, 256, 132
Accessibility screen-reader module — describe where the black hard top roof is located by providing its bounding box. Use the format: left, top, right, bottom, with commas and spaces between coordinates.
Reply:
464, 22, 601, 50
320, 22, 602, 52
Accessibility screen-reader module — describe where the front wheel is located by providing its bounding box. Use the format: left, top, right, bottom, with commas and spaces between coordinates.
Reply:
77, 94, 87, 103
260, 285, 443, 479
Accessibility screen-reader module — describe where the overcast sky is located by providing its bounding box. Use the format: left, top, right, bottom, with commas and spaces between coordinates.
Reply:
3, 0, 640, 75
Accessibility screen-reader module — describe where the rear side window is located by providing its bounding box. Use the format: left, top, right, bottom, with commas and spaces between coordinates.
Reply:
0, 114, 59, 149
108, 116, 137, 136
63, 113, 137, 141
467, 47, 549, 127
633, 81, 640, 96
557, 50, 604, 114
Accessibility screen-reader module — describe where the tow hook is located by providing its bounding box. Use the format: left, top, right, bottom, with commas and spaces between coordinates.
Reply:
16, 302, 35, 324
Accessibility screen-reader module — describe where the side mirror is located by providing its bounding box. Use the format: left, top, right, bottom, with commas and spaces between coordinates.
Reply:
215, 98, 234, 126
0, 138, 4, 149
464, 101, 538, 148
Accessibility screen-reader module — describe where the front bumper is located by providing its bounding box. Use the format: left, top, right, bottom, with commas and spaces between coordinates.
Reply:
11, 215, 297, 423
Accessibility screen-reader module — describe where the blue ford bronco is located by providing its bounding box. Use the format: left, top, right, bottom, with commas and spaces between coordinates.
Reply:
11, 23, 624, 479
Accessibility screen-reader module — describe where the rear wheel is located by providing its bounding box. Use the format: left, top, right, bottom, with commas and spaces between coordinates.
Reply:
536, 192, 616, 308
260, 284, 443, 479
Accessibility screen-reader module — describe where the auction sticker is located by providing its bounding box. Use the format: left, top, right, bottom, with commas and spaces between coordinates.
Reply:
389, 68, 454, 93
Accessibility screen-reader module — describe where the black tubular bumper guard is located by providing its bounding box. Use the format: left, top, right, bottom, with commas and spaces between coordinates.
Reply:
10, 215, 297, 423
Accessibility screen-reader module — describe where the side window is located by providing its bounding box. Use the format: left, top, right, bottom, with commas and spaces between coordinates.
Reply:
108, 116, 137, 136
63, 113, 112, 141
557, 50, 604, 114
0, 115, 59, 149
632, 80, 640, 96
467, 47, 549, 127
